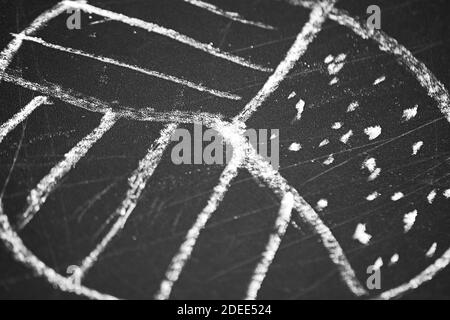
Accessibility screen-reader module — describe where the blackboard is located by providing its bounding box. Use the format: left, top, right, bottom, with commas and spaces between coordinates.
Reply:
0, 0, 449, 300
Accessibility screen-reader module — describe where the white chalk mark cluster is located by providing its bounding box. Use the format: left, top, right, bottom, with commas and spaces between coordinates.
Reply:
245, 192, 294, 300
324, 53, 347, 85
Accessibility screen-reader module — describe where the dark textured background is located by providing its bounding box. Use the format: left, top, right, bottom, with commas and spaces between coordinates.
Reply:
0, 0, 449, 299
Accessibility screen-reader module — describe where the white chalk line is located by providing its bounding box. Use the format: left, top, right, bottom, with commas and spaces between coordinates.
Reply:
245, 192, 294, 300
14, 34, 241, 101
288, 0, 450, 122
377, 247, 450, 300
1, 74, 366, 298
0, 96, 51, 144
234, 0, 368, 298
287, 0, 450, 299
0, 0, 448, 300
328, 8, 450, 122
0, 71, 223, 126
0, 201, 118, 300
154, 2, 342, 294
156, 0, 369, 300
0, 2, 69, 75
155, 122, 247, 300
69, 123, 178, 284
0, 1, 120, 300
182, 0, 276, 30
17, 112, 118, 230
62, 1, 273, 73
234, 0, 337, 123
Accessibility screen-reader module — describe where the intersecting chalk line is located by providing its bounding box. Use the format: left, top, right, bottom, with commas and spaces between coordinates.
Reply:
0, 0, 365, 299
0, 0, 447, 300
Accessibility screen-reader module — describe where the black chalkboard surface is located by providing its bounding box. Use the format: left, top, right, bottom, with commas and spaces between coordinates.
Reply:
0, 0, 449, 300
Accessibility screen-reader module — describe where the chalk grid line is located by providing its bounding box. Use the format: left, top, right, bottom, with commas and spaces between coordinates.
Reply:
0, 0, 448, 300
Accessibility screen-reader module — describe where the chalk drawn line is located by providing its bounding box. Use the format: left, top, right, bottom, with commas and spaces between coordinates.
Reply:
181, 0, 276, 30
14, 34, 241, 101
0, 0, 448, 300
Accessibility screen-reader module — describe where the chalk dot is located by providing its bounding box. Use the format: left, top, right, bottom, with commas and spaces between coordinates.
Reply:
427, 190, 437, 204
391, 192, 404, 201
364, 126, 382, 140
412, 141, 424, 155
403, 210, 418, 233
316, 199, 328, 211
347, 101, 359, 113
323, 155, 335, 166
373, 75, 386, 85
366, 191, 380, 201
389, 254, 400, 266
353, 223, 372, 245
340, 130, 353, 144
289, 143, 302, 152
426, 243, 438, 258
402, 105, 419, 122
444, 189, 450, 199
332, 122, 343, 130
